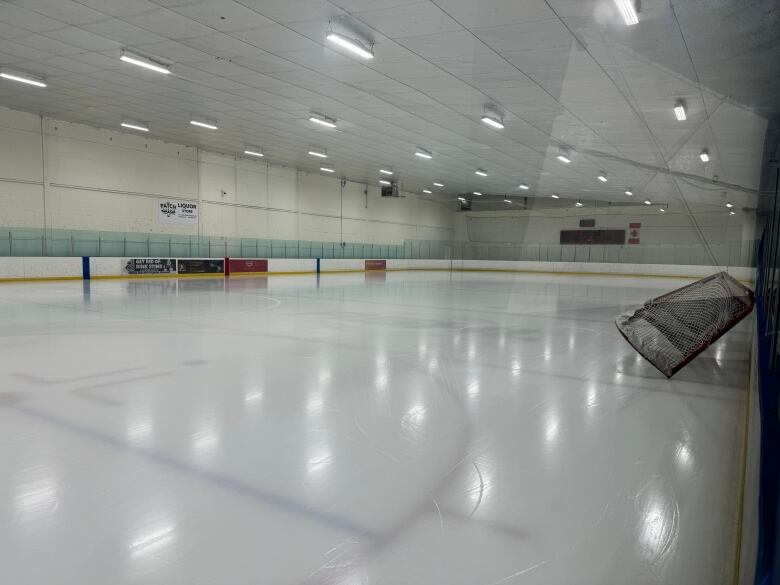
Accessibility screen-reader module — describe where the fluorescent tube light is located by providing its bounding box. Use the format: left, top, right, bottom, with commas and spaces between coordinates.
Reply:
481, 115, 504, 129
674, 101, 687, 121
551, 194, 560, 199
473, 191, 482, 196
725, 202, 733, 208
433, 182, 444, 187
644, 200, 652, 205
518, 183, 529, 190
325, 32, 374, 59
379, 179, 391, 185
0, 69, 47, 87
422, 189, 432, 194
415, 148, 432, 159
613, 0, 639, 25
625, 189, 633, 196
119, 50, 170, 75
575, 200, 583, 207
308, 150, 327, 158
320, 167, 335, 173
457, 197, 467, 202
190, 118, 218, 130
474, 169, 487, 177
380, 169, 393, 175
309, 114, 336, 128
504, 199, 512, 203
597, 172, 607, 182
121, 121, 149, 132
700, 149, 710, 162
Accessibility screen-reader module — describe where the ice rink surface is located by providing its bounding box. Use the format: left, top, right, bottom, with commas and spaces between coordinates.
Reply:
0, 271, 751, 585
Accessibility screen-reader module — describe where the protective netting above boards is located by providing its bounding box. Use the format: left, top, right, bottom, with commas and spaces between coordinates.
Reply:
615, 272, 755, 377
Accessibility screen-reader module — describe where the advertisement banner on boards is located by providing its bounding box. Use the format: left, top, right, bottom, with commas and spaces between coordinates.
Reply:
365, 259, 387, 271
125, 258, 177, 275
159, 199, 198, 225
177, 259, 224, 274
228, 259, 268, 274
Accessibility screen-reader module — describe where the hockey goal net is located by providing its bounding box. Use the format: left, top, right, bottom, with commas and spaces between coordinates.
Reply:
615, 271, 754, 377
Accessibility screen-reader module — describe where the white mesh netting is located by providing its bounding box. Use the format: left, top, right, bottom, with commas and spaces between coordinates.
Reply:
615, 272, 754, 377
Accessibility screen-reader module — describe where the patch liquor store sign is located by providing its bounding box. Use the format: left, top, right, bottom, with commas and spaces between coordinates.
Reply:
159, 199, 198, 225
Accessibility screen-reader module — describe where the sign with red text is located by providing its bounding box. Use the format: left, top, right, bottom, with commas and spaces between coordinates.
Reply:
365, 259, 386, 271
229, 259, 268, 274
628, 222, 641, 244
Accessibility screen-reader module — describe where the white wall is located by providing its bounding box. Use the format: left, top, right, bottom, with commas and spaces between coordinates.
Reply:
454, 206, 754, 246
0, 105, 454, 244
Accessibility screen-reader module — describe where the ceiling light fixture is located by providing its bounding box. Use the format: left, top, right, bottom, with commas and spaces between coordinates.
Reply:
243, 146, 264, 157
729, 210, 736, 215
518, 183, 529, 190
433, 182, 444, 187
379, 169, 393, 175
659, 207, 666, 213
504, 199, 512, 203
597, 172, 608, 182
725, 202, 734, 208
121, 120, 149, 132
308, 149, 327, 158
415, 148, 432, 159
674, 100, 687, 121
551, 193, 560, 199
613, 0, 639, 25
473, 191, 482, 196
575, 200, 584, 207
119, 50, 170, 75
0, 69, 47, 88
190, 117, 218, 130
474, 169, 487, 177
644, 200, 652, 205
308, 113, 337, 128
625, 189, 633, 196
325, 31, 374, 60
557, 147, 572, 163
700, 149, 710, 162
422, 189, 432, 194
320, 167, 335, 173
379, 179, 391, 185
480, 114, 505, 129
457, 197, 467, 202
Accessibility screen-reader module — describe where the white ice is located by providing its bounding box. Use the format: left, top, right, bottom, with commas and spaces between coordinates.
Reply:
0, 272, 749, 584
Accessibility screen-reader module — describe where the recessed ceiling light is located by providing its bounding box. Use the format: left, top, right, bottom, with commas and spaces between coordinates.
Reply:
575, 200, 583, 207
481, 114, 504, 129
725, 202, 733, 208
457, 197, 467, 202
320, 167, 335, 173
415, 148, 432, 159
659, 207, 666, 213
557, 147, 572, 163
700, 149, 710, 162
504, 199, 512, 203
422, 189, 432, 194
674, 100, 687, 121
644, 200, 652, 205
121, 120, 149, 132
613, 0, 639, 25
380, 169, 393, 175
433, 182, 444, 187
474, 169, 487, 177
518, 183, 529, 190
379, 179, 391, 185
625, 189, 633, 196
551, 193, 560, 199
119, 50, 170, 75
597, 172, 608, 182
729, 210, 736, 215
190, 117, 218, 130
308, 149, 327, 158
325, 31, 374, 60
309, 113, 337, 128
473, 191, 482, 196
0, 69, 47, 88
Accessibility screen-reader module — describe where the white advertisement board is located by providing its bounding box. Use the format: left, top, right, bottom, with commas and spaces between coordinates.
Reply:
159, 199, 198, 225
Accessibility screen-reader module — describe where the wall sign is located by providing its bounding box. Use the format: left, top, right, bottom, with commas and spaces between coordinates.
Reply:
159, 199, 198, 225
629, 222, 641, 244
228, 259, 268, 274
125, 258, 177, 275
365, 259, 387, 270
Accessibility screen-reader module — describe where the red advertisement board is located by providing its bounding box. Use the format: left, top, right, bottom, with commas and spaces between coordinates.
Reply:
365, 259, 386, 271
228, 259, 268, 274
